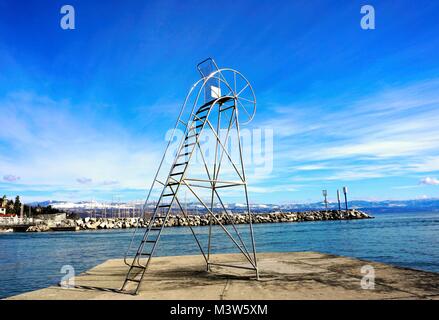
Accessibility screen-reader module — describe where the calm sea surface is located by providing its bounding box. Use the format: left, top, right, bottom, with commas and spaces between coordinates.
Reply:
1, 211, 438, 298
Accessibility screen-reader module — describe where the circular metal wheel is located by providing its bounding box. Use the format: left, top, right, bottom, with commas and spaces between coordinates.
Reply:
180, 66, 256, 126
207, 69, 257, 125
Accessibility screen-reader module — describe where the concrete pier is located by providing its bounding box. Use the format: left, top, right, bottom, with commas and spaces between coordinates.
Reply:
6, 252, 439, 300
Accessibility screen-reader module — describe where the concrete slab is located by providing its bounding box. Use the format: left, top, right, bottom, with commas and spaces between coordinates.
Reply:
5, 252, 439, 300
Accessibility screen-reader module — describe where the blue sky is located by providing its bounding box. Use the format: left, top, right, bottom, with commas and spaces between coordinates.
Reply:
1, 0, 439, 203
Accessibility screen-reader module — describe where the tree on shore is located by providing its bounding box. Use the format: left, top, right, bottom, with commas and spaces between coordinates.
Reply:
7, 199, 14, 213
13, 196, 22, 215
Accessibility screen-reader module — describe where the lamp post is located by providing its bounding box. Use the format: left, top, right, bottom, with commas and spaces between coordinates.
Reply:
322, 190, 328, 211
343, 186, 348, 212
337, 189, 341, 212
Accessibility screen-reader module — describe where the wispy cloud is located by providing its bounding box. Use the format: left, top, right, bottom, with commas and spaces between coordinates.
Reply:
0, 92, 164, 200
256, 78, 439, 185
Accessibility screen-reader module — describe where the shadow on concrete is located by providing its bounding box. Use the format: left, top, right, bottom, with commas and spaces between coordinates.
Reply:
60, 284, 124, 294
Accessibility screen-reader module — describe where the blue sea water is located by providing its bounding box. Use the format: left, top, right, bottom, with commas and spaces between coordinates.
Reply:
0, 211, 438, 299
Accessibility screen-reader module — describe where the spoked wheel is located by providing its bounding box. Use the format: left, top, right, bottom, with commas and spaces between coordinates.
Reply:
207, 69, 256, 125
195, 59, 256, 125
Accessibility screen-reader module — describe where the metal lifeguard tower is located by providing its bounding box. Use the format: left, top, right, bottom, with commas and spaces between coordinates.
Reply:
121, 59, 258, 294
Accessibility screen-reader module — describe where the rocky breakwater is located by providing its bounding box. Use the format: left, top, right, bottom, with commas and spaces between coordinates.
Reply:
24, 209, 372, 232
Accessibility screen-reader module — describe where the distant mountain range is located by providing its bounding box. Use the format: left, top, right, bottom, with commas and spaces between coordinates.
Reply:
28, 198, 439, 213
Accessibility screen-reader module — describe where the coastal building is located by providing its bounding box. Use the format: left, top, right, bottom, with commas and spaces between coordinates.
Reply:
0, 200, 18, 224
0, 206, 18, 226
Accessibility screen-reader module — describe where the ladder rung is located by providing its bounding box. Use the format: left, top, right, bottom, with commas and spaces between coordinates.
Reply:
188, 125, 202, 131
196, 115, 207, 121
185, 134, 198, 140
183, 142, 196, 148
138, 252, 151, 256
170, 172, 184, 176
167, 182, 178, 186
158, 204, 171, 208
149, 227, 162, 231
130, 265, 146, 270
142, 240, 156, 243
197, 105, 211, 114
178, 152, 190, 158
127, 278, 142, 283
173, 162, 188, 167
163, 193, 174, 197
220, 105, 235, 113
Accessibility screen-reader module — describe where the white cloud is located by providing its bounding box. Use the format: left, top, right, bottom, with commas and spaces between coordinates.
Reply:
419, 177, 439, 185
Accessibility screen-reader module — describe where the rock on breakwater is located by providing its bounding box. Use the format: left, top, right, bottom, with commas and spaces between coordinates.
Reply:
23, 209, 372, 232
